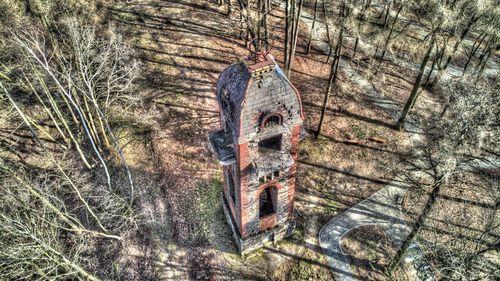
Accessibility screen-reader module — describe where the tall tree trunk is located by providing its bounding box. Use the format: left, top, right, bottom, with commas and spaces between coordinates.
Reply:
378, 5, 402, 67
257, 0, 262, 42
286, 0, 296, 71
239, 0, 258, 49
422, 52, 437, 89
388, 176, 445, 274
442, 23, 474, 71
475, 36, 494, 69
476, 49, 493, 81
395, 36, 435, 131
264, 0, 270, 45
382, 0, 392, 26
288, 0, 304, 77
374, 1, 392, 61
227, 0, 233, 17
322, 0, 333, 63
284, 0, 291, 69
306, 0, 319, 55
353, 0, 370, 60
316, 28, 343, 138
462, 33, 488, 75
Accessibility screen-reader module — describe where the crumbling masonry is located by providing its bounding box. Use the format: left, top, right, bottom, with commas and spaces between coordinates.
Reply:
209, 53, 304, 254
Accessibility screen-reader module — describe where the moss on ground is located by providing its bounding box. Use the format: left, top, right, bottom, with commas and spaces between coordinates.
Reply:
185, 173, 224, 245
288, 251, 332, 281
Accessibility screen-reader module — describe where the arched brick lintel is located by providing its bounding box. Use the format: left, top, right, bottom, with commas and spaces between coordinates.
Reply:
256, 180, 283, 197
260, 113, 283, 130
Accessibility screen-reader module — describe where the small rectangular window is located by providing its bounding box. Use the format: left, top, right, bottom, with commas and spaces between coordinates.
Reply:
227, 168, 236, 203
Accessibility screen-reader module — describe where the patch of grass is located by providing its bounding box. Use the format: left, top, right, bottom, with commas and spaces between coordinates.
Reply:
326, 200, 342, 212
185, 173, 224, 245
291, 220, 305, 242
114, 12, 137, 22
358, 150, 368, 159
288, 251, 332, 281
323, 194, 342, 212
352, 124, 367, 139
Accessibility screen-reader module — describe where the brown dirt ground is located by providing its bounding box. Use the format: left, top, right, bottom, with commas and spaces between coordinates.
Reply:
340, 225, 397, 281
103, 0, 479, 280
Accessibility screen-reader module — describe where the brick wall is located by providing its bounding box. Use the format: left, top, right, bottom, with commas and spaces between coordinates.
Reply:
215, 56, 304, 252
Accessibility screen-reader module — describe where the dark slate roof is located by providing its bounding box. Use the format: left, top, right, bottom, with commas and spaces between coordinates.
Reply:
208, 130, 236, 165
216, 61, 251, 133
216, 54, 301, 138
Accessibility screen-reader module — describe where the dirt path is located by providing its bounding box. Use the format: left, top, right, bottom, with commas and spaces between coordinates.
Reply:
297, 2, 419, 280
319, 184, 411, 281
299, 3, 499, 279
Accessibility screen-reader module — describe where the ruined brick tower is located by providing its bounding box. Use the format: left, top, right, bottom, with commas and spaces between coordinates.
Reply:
209, 52, 303, 254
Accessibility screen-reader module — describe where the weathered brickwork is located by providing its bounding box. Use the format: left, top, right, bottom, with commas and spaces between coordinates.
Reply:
209, 53, 303, 254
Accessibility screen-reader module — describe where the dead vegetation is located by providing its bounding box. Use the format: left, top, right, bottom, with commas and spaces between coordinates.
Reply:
341, 225, 397, 280
0, 0, 498, 280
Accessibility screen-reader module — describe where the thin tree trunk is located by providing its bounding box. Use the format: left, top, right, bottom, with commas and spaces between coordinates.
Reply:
382, 0, 392, 26
322, 0, 332, 63
462, 33, 488, 75
353, 37, 359, 59
25, 75, 69, 146
395, 36, 435, 131
422, 53, 437, 90
227, 0, 233, 17
378, 5, 401, 66
476, 50, 492, 81
374, 2, 392, 60
443, 15, 478, 71
284, 0, 291, 68
288, 0, 303, 77
264, 0, 269, 45
475, 37, 494, 69
257, 0, 262, 41
306, 0, 319, 55
33, 73, 92, 169
316, 28, 343, 138
285, 0, 296, 71
388, 177, 445, 274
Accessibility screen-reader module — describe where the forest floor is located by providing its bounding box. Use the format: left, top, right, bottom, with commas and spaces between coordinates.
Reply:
102, 0, 498, 280
105, 0, 410, 280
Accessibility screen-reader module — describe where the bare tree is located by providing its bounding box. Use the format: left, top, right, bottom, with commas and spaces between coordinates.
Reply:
395, 0, 445, 130
376, 0, 406, 66
286, 0, 304, 77
389, 77, 499, 275
10, 22, 138, 196
316, 0, 350, 138
438, 0, 492, 73
306, 0, 319, 55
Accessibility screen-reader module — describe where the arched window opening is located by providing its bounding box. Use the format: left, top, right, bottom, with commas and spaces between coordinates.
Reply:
259, 186, 276, 218
262, 114, 282, 129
